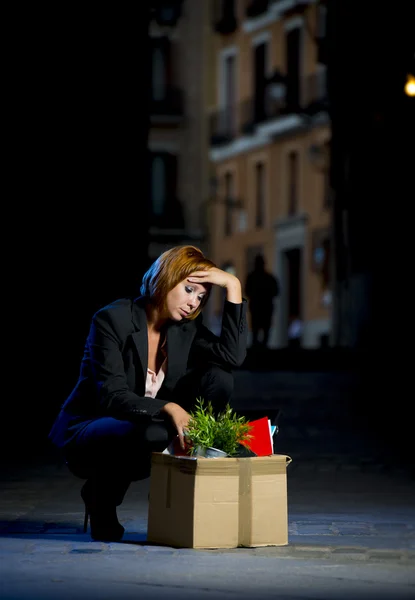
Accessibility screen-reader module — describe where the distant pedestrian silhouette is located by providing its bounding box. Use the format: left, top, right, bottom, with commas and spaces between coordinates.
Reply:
245, 254, 280, 348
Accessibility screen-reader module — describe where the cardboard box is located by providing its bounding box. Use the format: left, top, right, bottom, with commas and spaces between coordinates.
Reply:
147, 452, 292, 549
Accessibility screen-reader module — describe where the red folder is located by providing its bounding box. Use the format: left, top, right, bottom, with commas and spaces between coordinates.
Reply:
242, 416, 273, 456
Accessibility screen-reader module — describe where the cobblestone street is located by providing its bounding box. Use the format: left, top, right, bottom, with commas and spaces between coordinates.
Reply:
1, 368, 414, 599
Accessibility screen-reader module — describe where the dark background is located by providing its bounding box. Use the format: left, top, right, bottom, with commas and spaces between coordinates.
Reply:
4, 1, 415, 464
6, 5, 153, 452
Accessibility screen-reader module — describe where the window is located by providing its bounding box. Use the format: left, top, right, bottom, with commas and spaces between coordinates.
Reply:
150, 153, 183, 228
222, 54, 237, 137
224, 171, 234, 237
316, 3, 327, 40
285, 26, 301, 109
323, 167, 330, 210
213, 0, 237, 35
214, 0, 236, 22
255, 161, 265, 228
316, 64, 327, 100
316, 3, 327, 65
152, 47, 166, 102
152, 156, 166, 216
288, 151, 298, 215
322, 141, 331, 209
253, 41, 267, 123
151, 38, 170, 102
222, 0, 236, 19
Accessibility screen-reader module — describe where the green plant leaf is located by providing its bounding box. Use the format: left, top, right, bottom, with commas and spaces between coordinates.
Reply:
185, 398, 252, 457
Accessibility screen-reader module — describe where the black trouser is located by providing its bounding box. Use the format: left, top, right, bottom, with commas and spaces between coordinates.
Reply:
65, 364, 233, 507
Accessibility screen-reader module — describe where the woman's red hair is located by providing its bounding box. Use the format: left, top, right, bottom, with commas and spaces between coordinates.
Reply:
140, 245, 216, 319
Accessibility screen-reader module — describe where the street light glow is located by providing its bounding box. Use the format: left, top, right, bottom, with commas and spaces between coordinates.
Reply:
404, 74, 415, 97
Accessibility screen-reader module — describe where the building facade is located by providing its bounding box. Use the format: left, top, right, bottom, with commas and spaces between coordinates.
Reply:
148, 1, 215, 263
208, 0, 331, 347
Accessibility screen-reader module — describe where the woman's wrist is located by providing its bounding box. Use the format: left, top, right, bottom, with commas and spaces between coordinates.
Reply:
224, 278, 242, 304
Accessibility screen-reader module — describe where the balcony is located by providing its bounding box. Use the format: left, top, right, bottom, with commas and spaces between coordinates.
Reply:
210, 97, 289, 146
317, 35, 328, 65
213, 0, 237, 34
210, 73, 329, 148
271, 0, 313, 15
209, 106, 239, 146
150, 0, 184, 27
213, 14, 237, 35
240, 95, 289, 133
150, 197, 185, 230
210, 93, 295, 147
150, 86, 184, 123
245, 0, 269, 18
302, 71, 329, 116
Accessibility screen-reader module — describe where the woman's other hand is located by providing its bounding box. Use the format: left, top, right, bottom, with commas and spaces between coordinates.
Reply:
160, 402, 190, 449
187, 267, 242, 303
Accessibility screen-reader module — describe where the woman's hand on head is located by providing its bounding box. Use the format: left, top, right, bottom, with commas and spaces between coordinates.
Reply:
188, 268, 242, 304
160, 402, 190, 449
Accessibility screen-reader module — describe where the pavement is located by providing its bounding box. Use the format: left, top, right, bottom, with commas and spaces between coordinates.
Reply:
1, 368, 414, 600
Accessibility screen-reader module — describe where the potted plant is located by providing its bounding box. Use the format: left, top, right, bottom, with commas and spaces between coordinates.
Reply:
185, 397, 253, 457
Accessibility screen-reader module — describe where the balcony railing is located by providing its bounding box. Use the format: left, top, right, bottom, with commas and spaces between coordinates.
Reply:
317, 35, 328, 65
270, 0, 313, 14
245, 0, 270, 18
150, 86, 184, 120
210, 72, 329, 147
302, 71, 328, 115
209, 106, 239, 145
213, 14, 237, 34
210, 97, 289, 146
150, 196, 185, 229
240, 94, 289, 132
213, 0, 237, 34
150, 0, 184, 27
210, 98, 288, 146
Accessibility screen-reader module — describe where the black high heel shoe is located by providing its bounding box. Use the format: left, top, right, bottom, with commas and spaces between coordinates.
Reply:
81, 481, 125, 542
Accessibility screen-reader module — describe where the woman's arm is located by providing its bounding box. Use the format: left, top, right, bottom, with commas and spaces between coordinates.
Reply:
188, 267, 242, 304
190, 300, 248, 367
187, 268, 248, 368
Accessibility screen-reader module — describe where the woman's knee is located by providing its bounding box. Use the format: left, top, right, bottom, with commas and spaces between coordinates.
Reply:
197, 365, 234, 414
75, 417, 138, 447
203, 364, 234, 397
172, 364, 234, 412
70, 417, 163, 461
66, 417, 171, 479
143, 420, 174, 448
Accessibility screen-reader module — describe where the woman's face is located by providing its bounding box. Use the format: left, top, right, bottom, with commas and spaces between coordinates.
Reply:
165, 277, 208, 321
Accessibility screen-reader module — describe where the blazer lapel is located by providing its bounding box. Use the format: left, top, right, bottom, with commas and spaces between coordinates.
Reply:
162, 322, 195, 393
130, 297, 196, 396
131, 299, 148, 393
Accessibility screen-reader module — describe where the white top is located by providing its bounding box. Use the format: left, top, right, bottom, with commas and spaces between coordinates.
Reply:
145, 361, 166, 398
144, 335, 167, 398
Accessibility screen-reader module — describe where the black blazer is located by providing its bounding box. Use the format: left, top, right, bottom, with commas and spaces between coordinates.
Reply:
49, 296, 248, 448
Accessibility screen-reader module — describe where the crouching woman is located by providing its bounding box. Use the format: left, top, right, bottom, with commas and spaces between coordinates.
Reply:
48, 245, 248, 541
